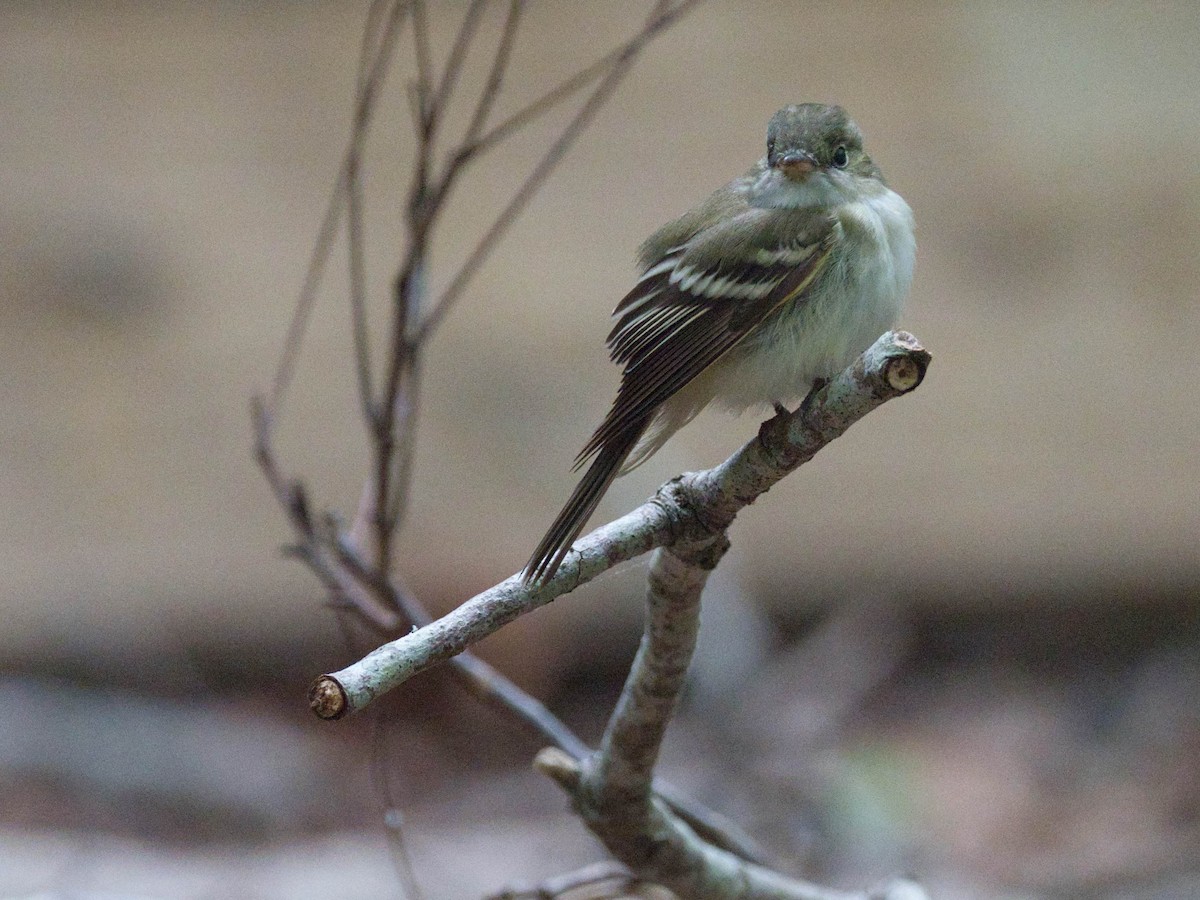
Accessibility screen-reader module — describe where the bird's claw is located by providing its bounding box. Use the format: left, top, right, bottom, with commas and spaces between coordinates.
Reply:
799, 377, 829, 418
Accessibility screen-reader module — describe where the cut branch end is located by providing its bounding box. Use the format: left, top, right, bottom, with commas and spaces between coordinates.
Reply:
534, 745, 582, 789
309, 675, 349, 720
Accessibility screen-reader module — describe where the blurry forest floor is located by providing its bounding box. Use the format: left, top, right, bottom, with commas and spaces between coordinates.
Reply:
3, 596, 1198, 900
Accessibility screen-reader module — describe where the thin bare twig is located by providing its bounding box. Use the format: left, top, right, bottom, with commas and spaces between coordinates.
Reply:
460, 0, 525, 150
369, 317, 415, 570
418, 0, 706, 341
252, 403, 399, 629
468, 0, 700, 159
382, 354, 423, 532
345, 3, 410, 425
488, 861, 633, 900
430, 0, 489, 116
265, 1, 410, 420
372, 714, 426, 900
367, 0, 442, 570
346, 80, 373, 423
409, 0, 434, 126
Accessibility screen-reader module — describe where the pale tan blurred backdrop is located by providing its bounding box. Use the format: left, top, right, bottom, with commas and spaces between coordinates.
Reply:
2, 0, 1196, 682
1, 2, 1198, 897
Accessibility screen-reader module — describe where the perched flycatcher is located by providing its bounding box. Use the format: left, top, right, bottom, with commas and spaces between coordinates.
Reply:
523, 103, 915, 584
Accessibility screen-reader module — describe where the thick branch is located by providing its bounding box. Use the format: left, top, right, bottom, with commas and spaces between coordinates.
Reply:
586, 541, 722, 818
309, 331, 931, 719
531, 502, 928, 900
539, 744, 927, 900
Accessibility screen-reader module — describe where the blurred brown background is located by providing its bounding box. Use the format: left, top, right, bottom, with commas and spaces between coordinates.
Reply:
1, 3, 1197, 898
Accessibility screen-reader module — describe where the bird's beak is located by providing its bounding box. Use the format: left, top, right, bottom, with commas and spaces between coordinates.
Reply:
775, 150, 817, 180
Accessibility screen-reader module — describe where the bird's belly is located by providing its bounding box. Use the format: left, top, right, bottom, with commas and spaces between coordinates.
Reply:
705, 297, 894, 410
707, 193, 914, 411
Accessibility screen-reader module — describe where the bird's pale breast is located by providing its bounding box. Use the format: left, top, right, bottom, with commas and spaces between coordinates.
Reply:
703, 185, 915, 412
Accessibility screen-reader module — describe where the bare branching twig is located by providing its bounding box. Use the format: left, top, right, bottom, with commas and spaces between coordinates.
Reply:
267, 0, 410, 419
257, 0, 709, 673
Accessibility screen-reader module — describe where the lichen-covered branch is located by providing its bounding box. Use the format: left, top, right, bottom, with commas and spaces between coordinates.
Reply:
585, 541, 722, 818
537, 745, 927, 900
530, 499, 931, 900
309, 330, 931, 720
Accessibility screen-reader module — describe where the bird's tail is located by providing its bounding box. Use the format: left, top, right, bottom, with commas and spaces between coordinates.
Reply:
522, 424, 645, 586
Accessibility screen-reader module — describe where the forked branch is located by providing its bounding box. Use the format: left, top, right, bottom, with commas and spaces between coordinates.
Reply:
533, 538, 929, 900
309, 331, 930, 718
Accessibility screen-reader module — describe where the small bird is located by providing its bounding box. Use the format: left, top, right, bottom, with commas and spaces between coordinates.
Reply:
523, 103, 915, 585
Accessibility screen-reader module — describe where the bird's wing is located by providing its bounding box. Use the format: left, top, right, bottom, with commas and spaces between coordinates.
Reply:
575, 206, 838, 466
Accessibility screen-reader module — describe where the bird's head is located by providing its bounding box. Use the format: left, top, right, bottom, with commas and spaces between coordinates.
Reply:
752, 103, 882, 208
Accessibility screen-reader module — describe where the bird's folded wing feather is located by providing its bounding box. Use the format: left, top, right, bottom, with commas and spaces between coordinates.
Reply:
575, 207, 838, 466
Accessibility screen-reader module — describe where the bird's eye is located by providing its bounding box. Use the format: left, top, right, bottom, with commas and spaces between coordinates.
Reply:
831, 145, 849, 168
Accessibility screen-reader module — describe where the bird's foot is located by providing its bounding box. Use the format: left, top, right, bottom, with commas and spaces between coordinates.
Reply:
799, 377, 829, 418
